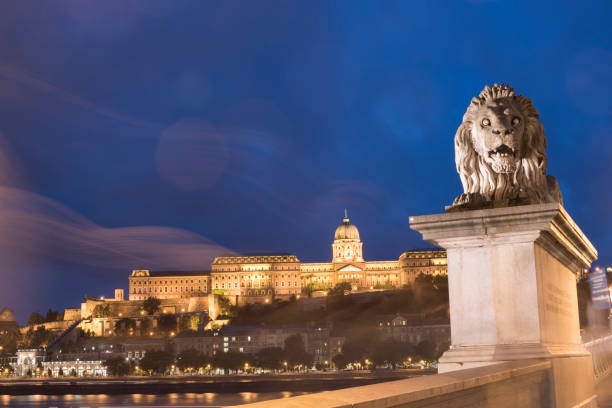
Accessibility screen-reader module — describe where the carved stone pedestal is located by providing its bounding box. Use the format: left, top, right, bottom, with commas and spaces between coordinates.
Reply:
410, 203, 598, 408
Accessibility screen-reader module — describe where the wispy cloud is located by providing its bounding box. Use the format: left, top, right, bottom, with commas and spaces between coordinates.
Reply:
0, 61, 161, 129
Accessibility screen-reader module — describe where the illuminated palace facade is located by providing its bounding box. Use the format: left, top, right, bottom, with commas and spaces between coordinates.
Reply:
128, 212, 447, 301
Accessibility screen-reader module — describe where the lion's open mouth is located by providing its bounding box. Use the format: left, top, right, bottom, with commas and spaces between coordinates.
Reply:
487, 144, 517, 160
487, 144, 518, 173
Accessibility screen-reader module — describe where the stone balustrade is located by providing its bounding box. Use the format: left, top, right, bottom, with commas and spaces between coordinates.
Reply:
233, 360, 562, 408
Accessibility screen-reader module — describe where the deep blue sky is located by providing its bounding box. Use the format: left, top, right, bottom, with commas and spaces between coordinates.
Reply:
0, 1, 610, 322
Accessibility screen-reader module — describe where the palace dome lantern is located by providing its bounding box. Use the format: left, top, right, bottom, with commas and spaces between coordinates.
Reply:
334, 213, 361, 241
332, 209, 364, 263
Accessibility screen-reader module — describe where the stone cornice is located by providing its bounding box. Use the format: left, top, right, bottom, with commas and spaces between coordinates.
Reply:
410, 203, 597, 271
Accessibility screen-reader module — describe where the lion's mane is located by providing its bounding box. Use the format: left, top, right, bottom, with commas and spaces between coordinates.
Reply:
454, 84, 560, 204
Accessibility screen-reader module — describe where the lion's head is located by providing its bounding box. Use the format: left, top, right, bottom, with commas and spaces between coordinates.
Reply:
453, 84, 561, 207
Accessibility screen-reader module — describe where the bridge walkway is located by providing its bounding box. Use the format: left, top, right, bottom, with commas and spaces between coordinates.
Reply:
597, 372, 612, 408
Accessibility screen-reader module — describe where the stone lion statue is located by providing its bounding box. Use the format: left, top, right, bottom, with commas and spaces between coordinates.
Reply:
450, 84, 562, 210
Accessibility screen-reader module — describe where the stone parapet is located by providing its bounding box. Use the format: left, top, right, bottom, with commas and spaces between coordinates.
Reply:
232, 360, 557, 408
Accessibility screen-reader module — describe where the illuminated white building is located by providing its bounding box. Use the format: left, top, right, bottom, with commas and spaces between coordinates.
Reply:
128, 211, 447, 301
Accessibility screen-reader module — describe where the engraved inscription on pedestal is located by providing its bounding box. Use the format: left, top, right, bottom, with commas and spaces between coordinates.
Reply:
544, 283, 573, 319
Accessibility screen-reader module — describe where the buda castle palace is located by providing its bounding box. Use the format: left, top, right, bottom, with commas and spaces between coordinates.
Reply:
129, 211, 447, 303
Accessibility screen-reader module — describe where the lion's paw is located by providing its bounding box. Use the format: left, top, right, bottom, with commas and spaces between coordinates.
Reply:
453, 193, 485, 206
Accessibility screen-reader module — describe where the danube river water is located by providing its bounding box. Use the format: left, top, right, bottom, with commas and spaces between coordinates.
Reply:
0, 392, 307, 407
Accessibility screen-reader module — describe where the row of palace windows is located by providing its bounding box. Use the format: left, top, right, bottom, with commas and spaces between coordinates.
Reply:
133, 285, 206, 294
132, 279, 207, 285
216, 266, 299, 272
214, 281, 299, 289
214, 274, 299, 281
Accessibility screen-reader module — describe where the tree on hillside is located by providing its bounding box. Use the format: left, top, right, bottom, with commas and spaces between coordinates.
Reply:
25, 326, 56, 348
27, 312, 45, 326
143, 297, 161, 315
104, 357, 132, 376
283, 334, 313, 369
255, 347, 284, 370
179, 315, 202, 332
0, 362, 14, 376
157, 314, 178, 335
45, 309, 61, 322
371, 339, 410, 369
217, 296, 234, 317
341, 333, 374, 366
328, 282, 352, 296
140, 350, 174, 375
332, 353, 348, 370
175, 348, 208, 372
92, 304, 111, 318
139, 318, 152, 336
213, 351, 249, 373
0, 326, 20, 355
415, 340, 437, 363
114, 318, 137, 337
302, 282, 329, 297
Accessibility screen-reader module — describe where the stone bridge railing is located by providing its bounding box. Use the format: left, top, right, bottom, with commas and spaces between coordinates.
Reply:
584, 333, 612, 382
234, 335, 612, 408
233, 360, 558, 408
